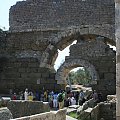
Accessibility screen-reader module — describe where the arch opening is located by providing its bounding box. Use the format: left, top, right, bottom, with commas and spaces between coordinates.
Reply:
54, 40, 77, 71
51, 34, 115, 71
55, 59, 99, 85
67, 67, 93, 86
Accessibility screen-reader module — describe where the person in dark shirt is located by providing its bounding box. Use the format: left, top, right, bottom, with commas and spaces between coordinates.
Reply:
75, 91, 79, 105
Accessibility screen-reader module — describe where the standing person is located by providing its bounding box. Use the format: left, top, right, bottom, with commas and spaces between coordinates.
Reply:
19, 91, 23, 100
40, 92, 44, 101
57, 91, 65, 109
35, 91, 40, 101
70, 96, 76, 105
13, 93, 17, 100
48, 93, 53, 108
28, 91, 33, 101
98, 92, 103, 102
44, 90, 48, 102
92, 90, 98, 104
79, 90, 85, 105
75, 91, 79, 105
53, 92, 58, 110
24, 88, 28, 100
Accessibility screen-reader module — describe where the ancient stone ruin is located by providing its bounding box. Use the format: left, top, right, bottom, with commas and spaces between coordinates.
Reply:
0, 0, 116, 100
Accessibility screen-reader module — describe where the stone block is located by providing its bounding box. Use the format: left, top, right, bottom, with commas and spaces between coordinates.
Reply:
41, 73, 50, 78
20, 73, 28, 78
11, 109, 66, 120
28, 63, 39, 68
18, 68, 26, 73
104, 73, 115, 79
28, 73, 41, 78
7, 100, 50, 119
0, 107, 13, 120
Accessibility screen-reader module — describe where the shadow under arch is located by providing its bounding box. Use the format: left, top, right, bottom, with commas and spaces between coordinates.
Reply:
55, 59, 99, 84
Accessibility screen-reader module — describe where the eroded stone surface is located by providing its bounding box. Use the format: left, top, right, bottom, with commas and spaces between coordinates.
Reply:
0, 0, 116, 94
56, 38, 116, 98
7, 100, 50, 118
11, 109, 66, 120
0, 107, 13, 120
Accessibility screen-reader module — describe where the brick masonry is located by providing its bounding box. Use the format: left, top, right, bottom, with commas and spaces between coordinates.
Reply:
56, 36, 116, 99
9, 0, 115, 33
0, 0, 116, 94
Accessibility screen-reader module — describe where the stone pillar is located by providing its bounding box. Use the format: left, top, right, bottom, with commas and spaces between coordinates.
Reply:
115, 0, 120, 119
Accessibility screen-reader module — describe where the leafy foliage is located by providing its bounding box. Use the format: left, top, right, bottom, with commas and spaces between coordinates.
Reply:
68, 68, 92, 85
68, 112, 78, 119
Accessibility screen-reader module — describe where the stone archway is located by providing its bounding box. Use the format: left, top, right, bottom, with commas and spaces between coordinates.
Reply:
6, 0, 116, 98
51, 25, 115, 51
40, 26, 115, 68
55, 59, 99, 84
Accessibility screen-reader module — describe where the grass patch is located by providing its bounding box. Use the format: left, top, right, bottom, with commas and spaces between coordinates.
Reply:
68, 112, 96, 120
68, 112, 78, 119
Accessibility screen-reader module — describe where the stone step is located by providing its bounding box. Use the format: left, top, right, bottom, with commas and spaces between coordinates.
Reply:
66, 115, 78, 120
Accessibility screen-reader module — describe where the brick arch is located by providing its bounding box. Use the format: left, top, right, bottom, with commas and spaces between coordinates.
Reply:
51, 25, 115, 51
40, 25, 115, 68
55, 59, 99, 84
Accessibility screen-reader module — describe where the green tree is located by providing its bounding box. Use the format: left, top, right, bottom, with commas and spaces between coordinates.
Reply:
68, 68, 92, 85
68, 71, 76, 84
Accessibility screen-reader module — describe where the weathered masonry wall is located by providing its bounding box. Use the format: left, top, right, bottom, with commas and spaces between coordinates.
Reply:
56, 37, 116, 99
99, 102, 116, 120
0, 0, 115, 93
115, 1, 120, 119
85, 102, 116, 120
9, 0, 115, 33
0, 31, 60, 93
0, 57, 61, 93
70, 38, 116, 98
7, 101, 50, 118
0, 30, 6, 55
11, 109, 66, 120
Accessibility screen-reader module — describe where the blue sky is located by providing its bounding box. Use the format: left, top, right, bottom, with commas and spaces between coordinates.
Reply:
0, 0, 23, 30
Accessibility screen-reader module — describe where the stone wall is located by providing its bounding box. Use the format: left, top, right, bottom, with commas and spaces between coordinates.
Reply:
82, 102, 116, 120
7, 100, 50, 118
9, 0, 115, 33
0, 30, 63, 93
78, 101, 116, 120
0, 56, 62, 93
1, 32, 115, 95
99, 102, 116, 120
56, 37, 116, 99
10, 109, 66, 120
0, 0, 116, 93
0, 29, 6, 54
0, 107, 13, 120
115, 1, 120, 119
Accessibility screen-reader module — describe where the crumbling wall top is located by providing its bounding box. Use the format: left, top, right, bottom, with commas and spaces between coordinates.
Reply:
9, 0, 115, 32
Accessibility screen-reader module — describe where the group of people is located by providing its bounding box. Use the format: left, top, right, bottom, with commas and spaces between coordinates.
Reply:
11, 88, 103, 110
12, 88, 34, 101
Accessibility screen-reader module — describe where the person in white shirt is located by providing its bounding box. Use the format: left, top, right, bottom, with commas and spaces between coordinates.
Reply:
24, 88, 28, 100
70, 97, 76, 105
